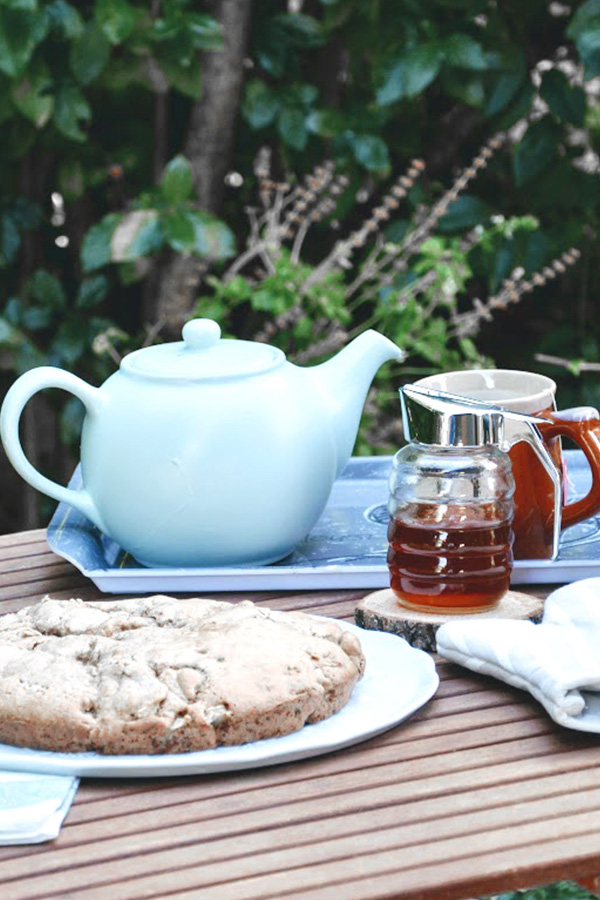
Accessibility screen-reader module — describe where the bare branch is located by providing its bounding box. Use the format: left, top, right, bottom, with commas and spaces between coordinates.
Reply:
534, 353, 600, 373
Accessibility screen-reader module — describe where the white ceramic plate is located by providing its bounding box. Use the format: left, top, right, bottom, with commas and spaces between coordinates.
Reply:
0, 623, 438, 778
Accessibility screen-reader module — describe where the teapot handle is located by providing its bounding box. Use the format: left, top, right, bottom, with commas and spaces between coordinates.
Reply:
0, 367, 105, 529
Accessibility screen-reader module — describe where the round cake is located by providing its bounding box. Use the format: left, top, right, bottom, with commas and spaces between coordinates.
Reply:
0, 595, 365, 755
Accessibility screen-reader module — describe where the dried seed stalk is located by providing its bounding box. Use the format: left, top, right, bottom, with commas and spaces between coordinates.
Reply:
224, 161, 338, 281
299, 158, 426, 296
344, 132, 505, 301
451, 248, 581, 338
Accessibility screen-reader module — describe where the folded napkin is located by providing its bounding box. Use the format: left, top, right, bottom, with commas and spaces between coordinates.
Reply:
0, 771, 79, 844
436, 578, 600, 732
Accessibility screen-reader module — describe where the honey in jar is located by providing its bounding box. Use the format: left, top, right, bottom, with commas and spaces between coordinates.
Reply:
387, 498, 514, 613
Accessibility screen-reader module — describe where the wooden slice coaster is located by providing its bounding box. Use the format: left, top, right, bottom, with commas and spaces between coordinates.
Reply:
355, 589, 544, 652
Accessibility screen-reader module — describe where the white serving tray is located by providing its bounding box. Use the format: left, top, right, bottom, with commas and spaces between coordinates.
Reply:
47, 451, 600, 592
0, 623, 439, 778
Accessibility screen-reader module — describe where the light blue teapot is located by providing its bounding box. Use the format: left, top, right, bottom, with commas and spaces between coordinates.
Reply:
0, 319, 402, 567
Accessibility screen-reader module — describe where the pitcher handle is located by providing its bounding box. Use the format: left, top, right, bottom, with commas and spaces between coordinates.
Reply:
540, 407, 600, 530
0, 367, 105, 529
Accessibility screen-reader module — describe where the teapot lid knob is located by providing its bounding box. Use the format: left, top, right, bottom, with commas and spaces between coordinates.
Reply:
182, 318, 221, 350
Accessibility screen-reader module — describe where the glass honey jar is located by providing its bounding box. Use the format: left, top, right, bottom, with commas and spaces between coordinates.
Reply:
387, 385, 561, 614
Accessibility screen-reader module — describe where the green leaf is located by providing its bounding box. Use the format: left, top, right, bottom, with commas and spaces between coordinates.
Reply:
21, 305, 53, 330
45, 1, 83, 39
11, 60, 54, 127
496, 79, 535, 129
29, 269, 66, 309
4, 297, 22, 326
16, 340, 47, 374
2, 0, 37, 10
70, 23, 111, 85
513, 118, 559, 187
0, 8, 49, 78
162, 209, 196, 253
305, 108, 344, 137
94, 0, 137, 44
0, 215, 20, 267
485, 67, 526, 117
567, 0, 600, 39
437, 195, 493, 232
376, 44, 442, 105
353, 134, 390, 172
75, 275, 108, 308
160, 156, 193, 205
272, 14, 325, 47
443, 34, 489, 70
540, 68, 585, 126
186, 210, 236, 260
53, 83, 91, 142
81, 213, 121, 271
110, 210, 164, 262
291, 83, 318, 106
255, 34, 288, 78
251, 286, 290, 314
490, 239, 515, 293
441, 69, 485, 107
243, 80, 280, 129
52, 318, 88, 365
522, 229, 552, 277
574, 23, 600, 79
0, 316, 24, 348
277, 106, 308, 150
567, 1, 600, 76
376, 58, 407, 106
187, 13, 223, 51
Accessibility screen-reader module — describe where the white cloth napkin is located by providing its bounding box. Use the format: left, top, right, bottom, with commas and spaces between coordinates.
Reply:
0, 771, 79, 844
436, 577, 600, 732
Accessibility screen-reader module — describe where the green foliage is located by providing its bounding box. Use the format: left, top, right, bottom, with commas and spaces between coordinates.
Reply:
0, 266, 115, 377
482, 881, 600, 899
195, 250, 349, 354
81, 155, 235, 274
1, 0, 600, 520
540, 69, 586, 128
567, 1, 600, 78
368, 234, 485, 372
513, 118, 561, 187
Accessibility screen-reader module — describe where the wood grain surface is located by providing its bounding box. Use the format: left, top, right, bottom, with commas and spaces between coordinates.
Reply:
0, 530, 598, 900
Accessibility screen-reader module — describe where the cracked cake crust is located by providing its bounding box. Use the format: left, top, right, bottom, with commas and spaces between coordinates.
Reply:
0, 595, 365, 754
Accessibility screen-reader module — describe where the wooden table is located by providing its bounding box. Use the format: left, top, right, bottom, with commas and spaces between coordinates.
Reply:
0, 529, 599, 900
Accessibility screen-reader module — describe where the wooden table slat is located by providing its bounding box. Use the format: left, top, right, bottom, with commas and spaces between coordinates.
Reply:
3, 759, 599, 879
5, 753, 599, 887
2, 739, 596, 877
6, 783, 600, 900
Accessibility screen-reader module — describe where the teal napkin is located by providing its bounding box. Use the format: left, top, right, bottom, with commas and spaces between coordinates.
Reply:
0, 771, 79, 844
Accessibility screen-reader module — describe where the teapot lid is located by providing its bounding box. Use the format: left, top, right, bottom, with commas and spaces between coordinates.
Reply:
121, 319, 284, 380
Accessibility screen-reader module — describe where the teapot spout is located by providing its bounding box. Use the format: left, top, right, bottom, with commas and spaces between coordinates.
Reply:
310, 330, 404, 476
